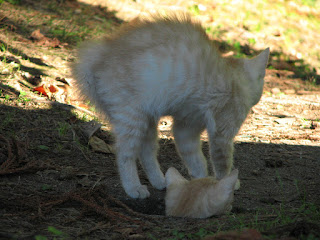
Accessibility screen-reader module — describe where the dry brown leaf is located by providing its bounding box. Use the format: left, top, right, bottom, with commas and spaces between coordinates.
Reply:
89, 136, 114, 154
79, 120, 102, 139
30, 29, 45, 40
48, 84, 58, 93
30, 29, 61, 48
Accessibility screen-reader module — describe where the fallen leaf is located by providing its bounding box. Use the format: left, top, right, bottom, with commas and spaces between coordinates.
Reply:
79, 120, 102, 139
33, 85, 48, 97
89, 136, 114, 154
30, 29, 61, 48
48, 85, 58, 93
30, 29, 45, 40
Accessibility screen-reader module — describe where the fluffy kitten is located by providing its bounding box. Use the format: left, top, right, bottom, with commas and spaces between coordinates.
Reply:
165, 167, 238, 218
72, 14, 269, 199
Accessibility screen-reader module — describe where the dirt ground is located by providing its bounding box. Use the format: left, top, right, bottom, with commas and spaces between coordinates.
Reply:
0, 0, 320, 239
1, 70, 320, 239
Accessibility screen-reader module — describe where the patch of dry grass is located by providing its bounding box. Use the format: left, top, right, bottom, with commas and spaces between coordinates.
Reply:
81, 0, 320, 81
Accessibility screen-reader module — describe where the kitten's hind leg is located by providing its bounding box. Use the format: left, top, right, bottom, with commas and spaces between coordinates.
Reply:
139, 119, 166, 190
117, 147, 150, 199
173, 120, 207, 178
113, 112, 150, 199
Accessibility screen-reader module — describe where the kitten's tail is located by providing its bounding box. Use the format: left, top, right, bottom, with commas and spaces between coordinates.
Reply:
71, 40, 107, 106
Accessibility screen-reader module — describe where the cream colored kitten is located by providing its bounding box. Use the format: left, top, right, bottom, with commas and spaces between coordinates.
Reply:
72, 14, 269, 199
165, 167, 238, 218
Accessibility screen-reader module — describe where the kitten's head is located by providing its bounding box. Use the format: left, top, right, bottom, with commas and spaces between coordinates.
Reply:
165, 167, 239, 218
165, 167, 188, 187
208, 169, 239, 215
243, 48, 270, 106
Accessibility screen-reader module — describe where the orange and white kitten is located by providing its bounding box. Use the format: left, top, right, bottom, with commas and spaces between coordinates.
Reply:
72, 14, 269, 199
165, 167, 238, 218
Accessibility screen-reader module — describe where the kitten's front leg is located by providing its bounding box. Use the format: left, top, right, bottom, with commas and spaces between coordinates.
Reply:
209, 134, 241, 190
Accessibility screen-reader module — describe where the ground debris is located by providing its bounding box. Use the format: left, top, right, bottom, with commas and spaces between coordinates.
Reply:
204, 229, 264, 240
0, 134, 55, 175
38, 186, 149, 226
30, 29, 62, 48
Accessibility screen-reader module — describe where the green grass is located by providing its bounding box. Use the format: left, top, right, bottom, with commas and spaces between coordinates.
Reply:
57, 122, 71, 137
301, 0, 318, 7
35, 226, 68, 240
148, 180, 320, 240
0, 0, 21, 5
188, 4, 201, 16
18, 90, 31, 103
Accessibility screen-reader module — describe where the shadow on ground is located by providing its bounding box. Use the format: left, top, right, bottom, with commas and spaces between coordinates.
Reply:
0, 103, 319, 239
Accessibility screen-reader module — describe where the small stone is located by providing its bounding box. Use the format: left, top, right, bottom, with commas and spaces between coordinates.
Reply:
284, 89, 296, 94
271, 87, 281, 94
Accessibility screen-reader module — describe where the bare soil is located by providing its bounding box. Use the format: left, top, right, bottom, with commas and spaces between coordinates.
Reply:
0, 1, 319, 239
1, 71, 319, 240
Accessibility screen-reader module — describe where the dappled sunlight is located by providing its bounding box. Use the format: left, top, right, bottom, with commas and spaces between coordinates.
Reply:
0, 0, 320, 239
80, 0, 320, 80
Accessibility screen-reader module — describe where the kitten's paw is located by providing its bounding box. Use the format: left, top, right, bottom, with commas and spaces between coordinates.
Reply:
150, 176, 166, 190
126, 185, 150, 199
234, 179, 240, 190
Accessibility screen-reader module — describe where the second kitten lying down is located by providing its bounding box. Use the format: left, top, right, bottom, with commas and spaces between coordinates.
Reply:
165, 167, 238, 218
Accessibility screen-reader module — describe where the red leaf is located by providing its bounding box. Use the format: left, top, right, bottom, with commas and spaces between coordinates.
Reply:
48, 85, 58, 93
33, 85, 48, 96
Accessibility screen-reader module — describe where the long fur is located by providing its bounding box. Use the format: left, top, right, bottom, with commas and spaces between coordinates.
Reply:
72, 13, 269, 198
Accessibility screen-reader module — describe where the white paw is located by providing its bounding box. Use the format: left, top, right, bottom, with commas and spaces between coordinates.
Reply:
126, 185, 150, 199
234, 179, 241, 190
150, 176, 166, 190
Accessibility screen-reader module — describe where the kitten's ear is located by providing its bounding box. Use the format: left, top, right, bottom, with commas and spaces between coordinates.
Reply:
165, 167, 187, 187
245, 48, 270, 80
216, 169, 239, 197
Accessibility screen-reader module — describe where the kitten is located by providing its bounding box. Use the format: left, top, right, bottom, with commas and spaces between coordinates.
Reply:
165, 167, 238, 218
72, 14, 269, 199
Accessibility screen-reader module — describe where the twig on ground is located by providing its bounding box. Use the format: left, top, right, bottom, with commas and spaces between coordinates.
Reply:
105, 194, 164, 219
39, 189, 146, 225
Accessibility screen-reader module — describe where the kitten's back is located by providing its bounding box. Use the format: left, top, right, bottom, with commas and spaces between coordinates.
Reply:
72, 14, 227, 118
